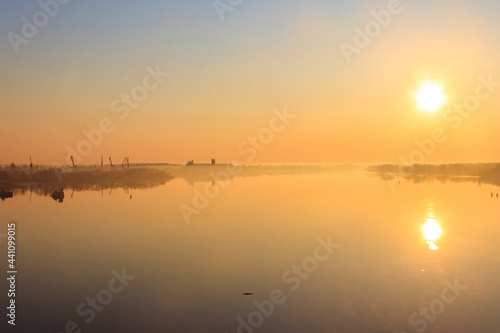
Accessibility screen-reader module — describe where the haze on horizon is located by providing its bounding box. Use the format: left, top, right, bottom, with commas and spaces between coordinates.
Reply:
1, 0, 500, 166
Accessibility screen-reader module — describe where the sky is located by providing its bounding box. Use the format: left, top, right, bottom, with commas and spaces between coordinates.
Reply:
1, 0, 500, 165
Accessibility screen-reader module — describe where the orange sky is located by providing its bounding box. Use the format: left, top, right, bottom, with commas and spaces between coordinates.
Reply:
1, 0, 500, 165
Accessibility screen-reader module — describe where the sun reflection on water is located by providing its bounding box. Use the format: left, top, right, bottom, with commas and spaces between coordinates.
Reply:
423, 218, 442, 241
422, 208, 442, 250
426, 240, 439, 250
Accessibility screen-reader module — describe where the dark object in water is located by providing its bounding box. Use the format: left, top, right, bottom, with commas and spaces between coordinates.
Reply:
0, 190, 13, 200
51, 188, 64, 203
242, 293, 254, 296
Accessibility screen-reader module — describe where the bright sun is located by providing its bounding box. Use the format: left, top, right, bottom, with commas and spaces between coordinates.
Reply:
415, 83, 445, 112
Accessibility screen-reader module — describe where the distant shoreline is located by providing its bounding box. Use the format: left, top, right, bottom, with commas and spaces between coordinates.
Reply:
2, 163, 500, 196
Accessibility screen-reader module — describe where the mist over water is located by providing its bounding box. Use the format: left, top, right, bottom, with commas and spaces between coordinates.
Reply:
2, 0, 500, 331
1, 168, 499, 332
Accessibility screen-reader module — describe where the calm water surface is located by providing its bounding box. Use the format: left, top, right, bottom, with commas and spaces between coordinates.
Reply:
1, 171, 499, 332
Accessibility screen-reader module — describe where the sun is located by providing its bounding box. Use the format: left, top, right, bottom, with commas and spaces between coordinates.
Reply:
415, 83, 445, 112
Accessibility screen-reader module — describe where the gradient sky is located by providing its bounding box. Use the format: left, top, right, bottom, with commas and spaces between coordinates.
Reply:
1, 0, 500, 165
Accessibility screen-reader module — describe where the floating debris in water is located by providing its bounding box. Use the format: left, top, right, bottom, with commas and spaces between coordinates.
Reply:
0, 190, 13, 200
51, 188, 64, 203
242, 293, 254, 296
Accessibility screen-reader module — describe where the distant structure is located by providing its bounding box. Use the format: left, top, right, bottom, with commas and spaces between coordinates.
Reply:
70, 155, 76, 168
186, 159, 227, 167
101, 155, 104, 168
29, 155, 33, 169
109, 157, 113, 167
122, 156, 130, 167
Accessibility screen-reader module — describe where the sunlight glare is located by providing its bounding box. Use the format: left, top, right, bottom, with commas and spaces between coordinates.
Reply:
415, 83, 445, 112
422, 218, 442, 241
426, 241, 440, 250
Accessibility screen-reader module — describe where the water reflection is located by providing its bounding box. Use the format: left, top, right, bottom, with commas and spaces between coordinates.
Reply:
2, 171, 499, 332
0, 164, 361, 201
422, 207, 442, 250
0, 167, 175, 200
369, 163, 500, 187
